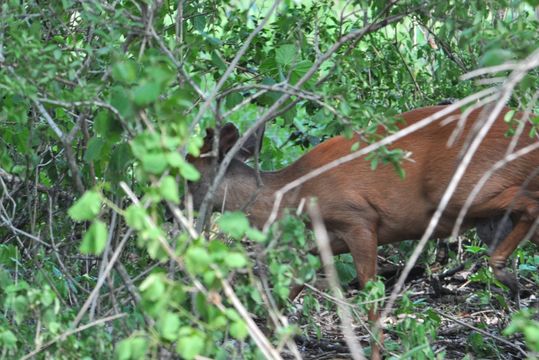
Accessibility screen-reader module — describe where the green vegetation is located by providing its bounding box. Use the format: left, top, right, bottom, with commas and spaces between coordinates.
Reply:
0, 1, 538, 359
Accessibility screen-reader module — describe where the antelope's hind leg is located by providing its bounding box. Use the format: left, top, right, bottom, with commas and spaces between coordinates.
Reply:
490, 213, 539, 296
477, 188, 539, 296
488, 219, 534, 296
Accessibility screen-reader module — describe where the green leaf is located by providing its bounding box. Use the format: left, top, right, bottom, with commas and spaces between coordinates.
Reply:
68, 191, 101, 221
176, 328, 205, 360
224, 252, 248, 268
290, 60, 313, 85
157, 312, 181, 341
179, 161, 200, 181
166, 152, 184, 168
110, 86, 135, 119
504, 109, 515, 123
141, 153, 168, 174
230, 320, 248, 340
140, 273, 166, 301
0, 268, 13, 288
132, 81, 160, 107
518, 264, 536, 272
218, 212, 249, 239
12, 295, 29, 323
211, 51, 226, 70
148, 65, 173, 86
479, 48, 514, 67
193, 15, 206, 32
53, 48, 62, 60
523, 326, 539, 351
107, 143, 133, 181
159, 176, 179, 204
80, 220, 108, 255
125, 205, 146, 230
185, 246, 211, 274
187, 136, 204, 157
40, 287, 55, 307
115, 337, 148, 360
112, 60, 138, 84
335, 259, 357, 285
225, 92, 243, 109
0, 330, 17, 349
245, 228, 266, 242
145, 234, 168, 261
94, 110, 123, 140
276, 44, 298, 67
84, 137, 106, 162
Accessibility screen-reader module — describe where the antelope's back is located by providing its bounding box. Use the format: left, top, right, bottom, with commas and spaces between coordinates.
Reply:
292, 105, 539, 225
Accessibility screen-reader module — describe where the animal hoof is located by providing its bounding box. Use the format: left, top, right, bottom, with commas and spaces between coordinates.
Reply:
492, 267, 519, 297
288, 284, 305, 301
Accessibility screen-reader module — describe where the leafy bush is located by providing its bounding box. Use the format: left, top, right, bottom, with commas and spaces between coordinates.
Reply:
0, 0, 538, 358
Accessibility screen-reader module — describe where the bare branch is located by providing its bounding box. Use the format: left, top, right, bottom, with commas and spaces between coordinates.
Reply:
119, 182, 282, 359
36, 97, 132, 137
72, 228, 133, 327
34, 100, 64, 138
262, 87, 498, 232
460, 62, 517, 81
450, 142, 539, 241
22, 313, 127, 360
307, 200, 367, 360
378, 47, 539, 327
191, 0, 283, 128
221, 278, 284, 360
433, 309, 527, 357
196, 8, 417, 232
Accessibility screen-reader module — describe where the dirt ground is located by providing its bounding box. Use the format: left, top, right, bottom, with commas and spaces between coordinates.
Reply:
286, 257, 538, 360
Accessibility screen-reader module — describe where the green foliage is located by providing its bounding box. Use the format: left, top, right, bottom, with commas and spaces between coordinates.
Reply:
115, 336, 149, 360
387, 294, 441, 359
68, 190, 102, 221
504, 309, 539, 353
80, 219, 108, 255
267, 213, 320, 301
0, 0, 537, 358
218, 211, 251, 239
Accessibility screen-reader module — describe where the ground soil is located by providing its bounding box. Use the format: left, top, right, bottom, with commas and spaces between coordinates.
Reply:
284, 254, 538, 360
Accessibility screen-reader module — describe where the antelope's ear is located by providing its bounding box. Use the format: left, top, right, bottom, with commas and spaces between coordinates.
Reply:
237, 124, 265, 161
200, 128, 215, 155
217, 123, 265, 161
218, 123, 240, 158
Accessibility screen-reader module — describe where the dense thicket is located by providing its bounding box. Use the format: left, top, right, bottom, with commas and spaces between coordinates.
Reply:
0, 1, 538, 359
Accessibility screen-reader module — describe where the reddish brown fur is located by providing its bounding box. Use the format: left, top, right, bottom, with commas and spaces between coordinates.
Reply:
188, 105, 539, 359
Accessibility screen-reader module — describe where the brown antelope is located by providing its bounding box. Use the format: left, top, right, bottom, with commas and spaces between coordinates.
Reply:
187, 105, 539, 358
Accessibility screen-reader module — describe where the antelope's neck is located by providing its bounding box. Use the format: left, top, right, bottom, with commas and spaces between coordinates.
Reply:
219, 161, 301, 228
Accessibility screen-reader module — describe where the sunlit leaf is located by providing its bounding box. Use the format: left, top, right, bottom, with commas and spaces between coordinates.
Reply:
68, 191, 101, 221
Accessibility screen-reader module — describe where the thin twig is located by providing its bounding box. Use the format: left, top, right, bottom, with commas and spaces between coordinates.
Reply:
119, 182, 283, 359
220, 278, 284, 360
21, 313, 127, 360
461, 62, 517, 81
190, 0, 283, 128
72, 228, 132, 326
262, 87, 498, 232
307, 201, 367, 360
379, 47, 539, 328
433, 309, 527, 357
450, 142, 539, 241
196, 9, 416, 233
90, 209, 118, 320
36, 97, 132, 137
34, 99, 85, 194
